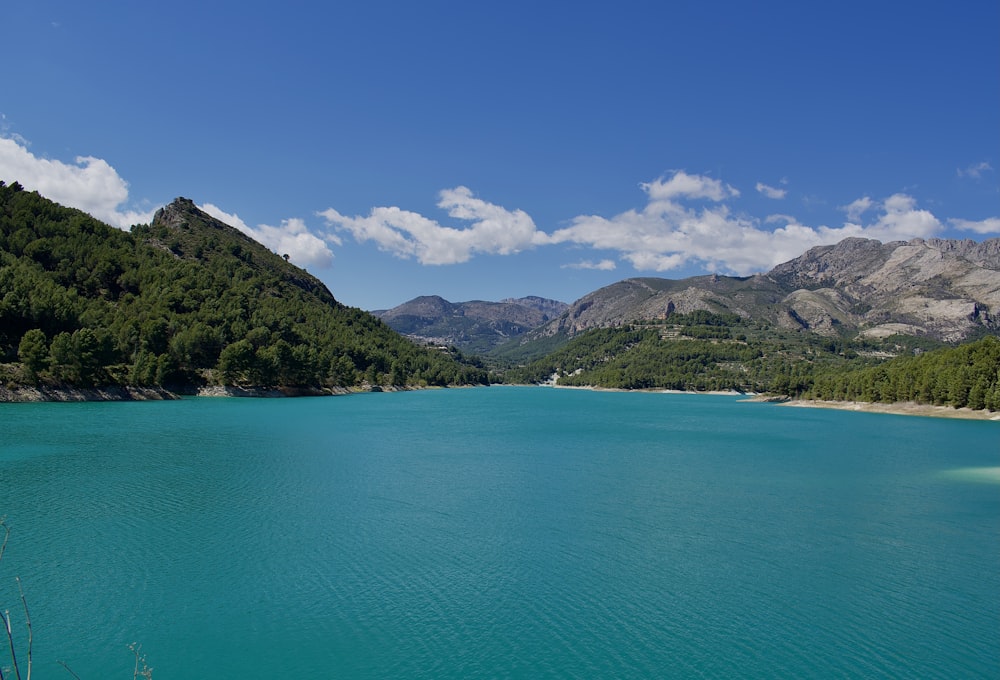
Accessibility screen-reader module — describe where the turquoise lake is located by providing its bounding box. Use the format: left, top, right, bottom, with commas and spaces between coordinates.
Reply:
1, 387, 998, 678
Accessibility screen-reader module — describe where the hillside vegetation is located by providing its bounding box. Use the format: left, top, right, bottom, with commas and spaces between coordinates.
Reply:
502, 310, 1000, 411
492, 235, 1000, 411
805, 334, 1000, 409
0, 182, 488, 395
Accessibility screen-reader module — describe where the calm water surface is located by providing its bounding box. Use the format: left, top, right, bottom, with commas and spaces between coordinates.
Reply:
1, 387, 998, 678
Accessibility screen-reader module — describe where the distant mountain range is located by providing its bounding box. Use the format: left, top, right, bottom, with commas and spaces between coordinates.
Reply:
374, 295, 569, 353
378, 237, 1000, 356
529, 237, 1000, 345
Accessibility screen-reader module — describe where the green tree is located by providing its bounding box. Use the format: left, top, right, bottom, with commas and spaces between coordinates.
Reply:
389, 360, 407, 387
17, 328, 48, 380
217, 340, 256, 386
328, 355, 356, 387
72, 328, 101, 385
156, 352, 181, 386
48, 331, 75, 382
129, 349, 159, 386
249, 345, 279, 387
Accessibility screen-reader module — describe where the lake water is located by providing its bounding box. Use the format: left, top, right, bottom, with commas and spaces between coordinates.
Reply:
1, 387, 998, 678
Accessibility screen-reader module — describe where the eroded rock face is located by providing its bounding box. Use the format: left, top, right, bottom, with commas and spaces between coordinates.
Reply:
769, 237, 900, 290
151, 197, 200, 230
781, 288, 852, 336
537, 237, 1000, 342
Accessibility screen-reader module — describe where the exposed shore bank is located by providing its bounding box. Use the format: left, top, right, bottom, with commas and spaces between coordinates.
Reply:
194, 385, 354, 398
0, 385, 179, 402
5, 383, 997, 420
547, 383, 746, 397
0, 383, 404, 402
776, 398, 1000, 421
550, 384, 1000, 421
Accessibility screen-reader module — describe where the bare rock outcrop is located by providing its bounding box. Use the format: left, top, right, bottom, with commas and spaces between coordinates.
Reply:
536, 236, 1000, 342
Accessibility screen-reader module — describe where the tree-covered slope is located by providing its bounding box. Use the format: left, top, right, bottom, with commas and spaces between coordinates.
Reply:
805, 335, 1000, 410
0, 182, 488, 394
502, 308, 1000, 411
503, 311, 857, 392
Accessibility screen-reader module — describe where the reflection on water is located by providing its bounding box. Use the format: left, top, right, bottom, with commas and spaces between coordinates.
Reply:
941, 466, 1000, 483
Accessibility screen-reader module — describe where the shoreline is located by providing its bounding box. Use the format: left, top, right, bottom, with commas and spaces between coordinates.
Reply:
547, 383, 1000, 420
0, 383, 406, 403
0, 384, 179, 403
4, 382, 997, 421
776, 398, 1000, 421
546, 383, 746, 397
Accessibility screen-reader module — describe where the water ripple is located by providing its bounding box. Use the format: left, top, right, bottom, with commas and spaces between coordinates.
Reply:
1, 391, 997, 678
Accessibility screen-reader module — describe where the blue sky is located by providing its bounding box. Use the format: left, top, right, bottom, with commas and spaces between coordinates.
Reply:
2, 1, 998, 310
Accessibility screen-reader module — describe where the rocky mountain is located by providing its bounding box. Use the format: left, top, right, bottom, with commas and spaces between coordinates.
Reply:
499, 295, 569, 318
532, 237, 1000, 344
376, 295, 568, 353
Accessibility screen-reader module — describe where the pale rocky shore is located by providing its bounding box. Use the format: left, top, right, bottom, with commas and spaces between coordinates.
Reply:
777, 398, 1000, 421
195, 385, 354, 398
0, 385, 178, 402
4, 383, 997, 420
0, 383, 388, 402
570, 388, 1000, 421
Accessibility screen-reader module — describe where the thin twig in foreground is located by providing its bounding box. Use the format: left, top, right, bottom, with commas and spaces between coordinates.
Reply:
57, 661, 82, 680
15, 579, 29, 680
2, 608, 21, 680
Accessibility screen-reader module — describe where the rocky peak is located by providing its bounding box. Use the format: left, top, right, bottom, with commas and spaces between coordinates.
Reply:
768, 238, 899, 289
921, 237, 1000, 269
152, 197, 200, 230
499, 296, 569, 318
147, 197, 339, 306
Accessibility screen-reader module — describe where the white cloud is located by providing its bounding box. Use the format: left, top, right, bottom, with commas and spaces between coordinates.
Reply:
0, 136, 155, 228
841, 196, 874, 222
320, 171, 971, 278
5, 134, 993, 282
561, 259, 617, 271
0, 115, 29, 148
950, 217, 1000, 235
642, 171, 739, 201
549, 173, 950, 276
198, 203, 251, 232
319, 186, 550, 265
200, 203, 337, 269
859, 193, 941, 242
958, 161, 993, 179
756, 182, 787, 199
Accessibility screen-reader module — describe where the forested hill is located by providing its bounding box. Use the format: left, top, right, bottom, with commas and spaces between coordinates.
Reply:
501, 308, 1000, 411
804, 335, 1000, 410
147, 196, 339, 306
0, 182, 488, 396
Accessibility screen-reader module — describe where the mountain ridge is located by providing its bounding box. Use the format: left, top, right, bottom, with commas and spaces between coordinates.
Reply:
528, 236, 1000, 345
375, 295, 568, 353
149, 197, 339, 304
